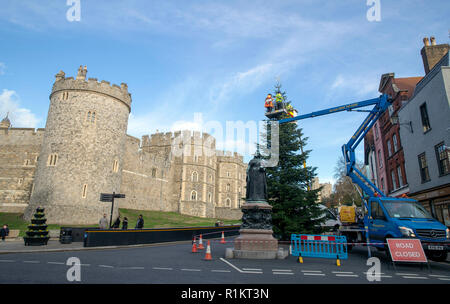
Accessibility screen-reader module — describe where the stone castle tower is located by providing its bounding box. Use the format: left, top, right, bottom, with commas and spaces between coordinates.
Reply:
24, 66, 132, 224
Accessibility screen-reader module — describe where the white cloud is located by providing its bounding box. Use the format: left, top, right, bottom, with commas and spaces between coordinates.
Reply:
330, 74, 379, 98
0, 89, 40, 128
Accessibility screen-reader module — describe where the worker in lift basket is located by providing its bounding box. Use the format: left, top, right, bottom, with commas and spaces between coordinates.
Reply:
264, 94, 274, 112
286, 103, 294, 118
275, 93, 284, 110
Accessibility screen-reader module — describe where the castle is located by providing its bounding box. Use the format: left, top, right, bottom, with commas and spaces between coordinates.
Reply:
0, 67, 246, 224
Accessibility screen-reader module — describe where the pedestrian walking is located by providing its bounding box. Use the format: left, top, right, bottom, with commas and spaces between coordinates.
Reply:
122, 217, 128, 230
1, 224, 8, 242
99, 213, 109, 230
112, 216, 121, 229
135, 215, 144, 229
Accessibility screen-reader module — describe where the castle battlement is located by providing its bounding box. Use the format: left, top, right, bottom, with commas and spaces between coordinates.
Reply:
146, 130, 216, 148
0, 127, 46, 145
216, 150, 244, 162
51, 66, 131, 111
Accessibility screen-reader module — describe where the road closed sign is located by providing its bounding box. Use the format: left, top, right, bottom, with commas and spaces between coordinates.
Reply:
386, 239, 427, 263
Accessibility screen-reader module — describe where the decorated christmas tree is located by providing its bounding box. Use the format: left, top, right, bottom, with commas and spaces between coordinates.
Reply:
24, 207, 50, 246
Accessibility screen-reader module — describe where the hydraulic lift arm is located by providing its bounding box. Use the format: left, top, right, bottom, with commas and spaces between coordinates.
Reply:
278, 94, 393, 205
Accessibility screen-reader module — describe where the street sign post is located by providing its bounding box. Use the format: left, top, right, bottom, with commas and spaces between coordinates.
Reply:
99, 192, 126, 228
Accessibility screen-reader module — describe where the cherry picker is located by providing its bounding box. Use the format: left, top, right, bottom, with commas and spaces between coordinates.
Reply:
270, 94, 449, 261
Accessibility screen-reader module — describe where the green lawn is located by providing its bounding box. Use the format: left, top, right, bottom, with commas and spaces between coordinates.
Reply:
0, 209, 241, 237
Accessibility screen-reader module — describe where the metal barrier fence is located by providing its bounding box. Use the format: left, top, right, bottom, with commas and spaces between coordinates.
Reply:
291, 234, 348, 260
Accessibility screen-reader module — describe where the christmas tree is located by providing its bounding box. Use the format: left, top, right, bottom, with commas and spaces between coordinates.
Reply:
263, 82, 325, 240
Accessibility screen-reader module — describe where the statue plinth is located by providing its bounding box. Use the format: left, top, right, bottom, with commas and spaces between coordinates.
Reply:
232, 201, 280, 259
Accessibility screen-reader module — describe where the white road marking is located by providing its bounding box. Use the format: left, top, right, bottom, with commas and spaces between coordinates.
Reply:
301, 270, 323, 273
23, 261, 40, 263
402, 276, 428, 280
121, 266, 144, 270
273, 272, 294, 275
211, 270, 231, 273
152, 267, 173, 271
219, 258, 263, 274
243, 268, 262, 271
437, 278, 450, 281
0, 260, 15, 262
429, 274, 450, 278
396, 273, 418, 276
99, 265, 114, 268
332, 271, 354, 274
47, 262, 64, 265
181, 268, 201, 272
272, 269, 292, 272
303, 273, 325, 276
335, 274, 359, 277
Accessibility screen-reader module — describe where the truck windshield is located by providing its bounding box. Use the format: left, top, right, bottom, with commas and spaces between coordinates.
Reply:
383, 200, 433, 219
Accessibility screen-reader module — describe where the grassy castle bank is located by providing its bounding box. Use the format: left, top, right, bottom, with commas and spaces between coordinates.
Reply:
0, 208, 241, 237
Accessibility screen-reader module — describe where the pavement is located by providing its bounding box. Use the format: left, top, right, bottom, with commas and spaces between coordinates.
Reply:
0, 238, 449, 284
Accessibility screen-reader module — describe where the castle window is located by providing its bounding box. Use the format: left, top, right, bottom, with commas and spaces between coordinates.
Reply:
225, 198, 231, 207
62, 91, 69, 100
208, 192, 212, 203
152, 168, 157, 178
18, 178, 23, 185
86, 111, 96, 124
227, 171, 230, 177
209, 175, 213, 183
194, 155, 199, 163
191, 171, 198, 182
226, 183, 231, 192
113, 160, 119, 173
47, 154, 58, 166
191, 190, 198, 201
82, 184, 88, 199
23, 159, 30, 166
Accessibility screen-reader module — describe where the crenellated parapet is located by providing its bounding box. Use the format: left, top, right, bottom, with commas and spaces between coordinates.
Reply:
216, 150, 244, 163
50, 66, 132, 112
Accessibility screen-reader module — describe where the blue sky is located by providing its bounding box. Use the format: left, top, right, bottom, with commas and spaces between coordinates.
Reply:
0, 0, 449, 185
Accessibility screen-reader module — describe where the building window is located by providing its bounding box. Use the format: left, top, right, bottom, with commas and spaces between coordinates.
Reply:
191, 171, 198, 182
208, 192, 212, 203
62, 91, 69, 100
113, 160, 119, 173
225, 198, 231, 207
378, 150, 383, 168
397, 166, 404, 188
387, 139, 392, 157
435, 142, 449, 176
86, 111, 96, 124
18, 178, 23, 185
419, 103, 431, 133
392, 134, 398, 152
418, 153, 430, 183
388, 104, 394, 117
152, 168, 157, 178
194, 155, 199, 163
380, 178, 384, 191
226, 171, 230, 177
226, 183, 230, 192
47, 153, 58, 166
23, 159, 30, 166
391, 170, 397, 191
82, 184, 88, 199
190, 190, 198, 201
375, 124, 379, 140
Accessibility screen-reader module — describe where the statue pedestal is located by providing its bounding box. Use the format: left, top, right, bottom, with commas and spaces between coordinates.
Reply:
232, 201, 281, 259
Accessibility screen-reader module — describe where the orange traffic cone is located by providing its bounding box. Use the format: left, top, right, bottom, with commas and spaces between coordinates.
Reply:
191, 237, 198, 253
198, 234, 205, 250
220, 231, 226, 244
203, 241, 212, 261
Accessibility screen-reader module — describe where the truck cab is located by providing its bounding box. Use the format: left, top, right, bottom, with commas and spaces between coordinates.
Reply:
367, 197, 449, 261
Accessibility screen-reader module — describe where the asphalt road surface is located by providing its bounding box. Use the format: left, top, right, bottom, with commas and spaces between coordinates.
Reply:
0, 239, 449, 284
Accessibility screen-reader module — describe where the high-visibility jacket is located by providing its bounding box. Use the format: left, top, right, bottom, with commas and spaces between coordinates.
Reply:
264, 95, 273, 108
275, 93, 284, 104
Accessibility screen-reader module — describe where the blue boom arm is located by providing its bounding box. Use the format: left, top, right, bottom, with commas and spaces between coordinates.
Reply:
278, 94, 392, 203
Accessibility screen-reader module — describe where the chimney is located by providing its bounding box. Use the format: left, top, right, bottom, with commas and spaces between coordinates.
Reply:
421, 36, 450, 74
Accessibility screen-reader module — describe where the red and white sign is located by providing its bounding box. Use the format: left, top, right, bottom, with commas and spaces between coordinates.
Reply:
386, 239, 427, 263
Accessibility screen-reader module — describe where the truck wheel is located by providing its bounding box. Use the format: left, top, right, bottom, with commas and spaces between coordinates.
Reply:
428, 251, 448, 262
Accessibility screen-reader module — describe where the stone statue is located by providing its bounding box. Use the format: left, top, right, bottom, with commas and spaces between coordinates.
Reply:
245, 152, 267, 202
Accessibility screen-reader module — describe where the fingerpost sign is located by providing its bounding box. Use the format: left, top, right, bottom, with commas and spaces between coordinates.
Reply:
386, 239, 427, 263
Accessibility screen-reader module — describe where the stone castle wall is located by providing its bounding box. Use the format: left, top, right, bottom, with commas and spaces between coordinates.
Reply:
0, 128, 44, 213
0, 67, 246, 224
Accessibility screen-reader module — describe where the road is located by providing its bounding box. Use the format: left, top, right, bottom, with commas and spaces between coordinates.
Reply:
0, 239, 449, 284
